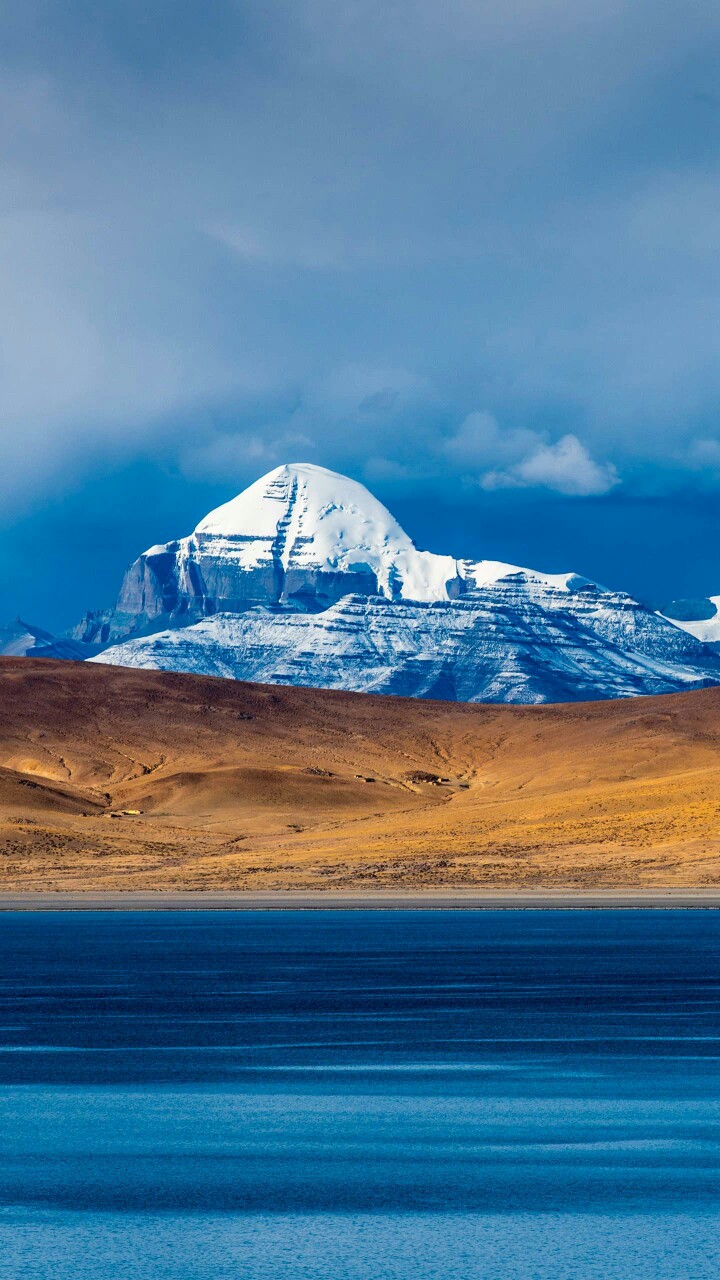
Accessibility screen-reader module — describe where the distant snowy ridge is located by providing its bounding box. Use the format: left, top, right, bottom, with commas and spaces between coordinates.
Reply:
0, 618, 55, 659
660, 597, 720, 647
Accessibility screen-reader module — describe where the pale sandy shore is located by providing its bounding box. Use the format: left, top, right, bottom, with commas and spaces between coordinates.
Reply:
1, 890, 720, 910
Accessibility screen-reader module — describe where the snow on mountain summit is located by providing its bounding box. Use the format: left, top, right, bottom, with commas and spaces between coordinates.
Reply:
191, 462, 460, 603
196, 462, 404, 547
188, 461, 594, 602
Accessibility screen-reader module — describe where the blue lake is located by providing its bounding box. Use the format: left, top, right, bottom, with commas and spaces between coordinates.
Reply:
0, 909, 719, 1278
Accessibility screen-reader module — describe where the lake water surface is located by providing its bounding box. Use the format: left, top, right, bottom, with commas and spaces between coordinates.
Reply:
0, 909, 719, 1278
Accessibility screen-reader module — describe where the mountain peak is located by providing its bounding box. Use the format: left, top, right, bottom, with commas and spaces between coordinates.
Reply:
77, 460, 609, 657
192, 461, 463, 603
195, 461, 410, 547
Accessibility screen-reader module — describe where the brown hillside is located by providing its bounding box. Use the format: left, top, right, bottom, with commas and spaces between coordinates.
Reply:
1, 657, 720, 890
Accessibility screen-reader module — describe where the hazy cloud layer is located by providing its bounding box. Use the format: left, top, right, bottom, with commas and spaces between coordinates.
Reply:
0, 0, 719, 512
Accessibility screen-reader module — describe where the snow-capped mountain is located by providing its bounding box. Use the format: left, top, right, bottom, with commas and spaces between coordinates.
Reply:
83, 461, 720, 704
660, 597, 720, 650
0, 618, 102, 662
0, 619, 55, 658
73, 462, 589, 645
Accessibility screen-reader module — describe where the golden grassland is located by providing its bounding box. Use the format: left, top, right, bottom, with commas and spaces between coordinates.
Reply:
1, 657, 720, 891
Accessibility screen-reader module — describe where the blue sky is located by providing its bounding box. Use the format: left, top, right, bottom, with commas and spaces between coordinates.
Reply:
1, 0, 719, 629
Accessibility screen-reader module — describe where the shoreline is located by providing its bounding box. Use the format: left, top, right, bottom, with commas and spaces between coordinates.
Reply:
1, 889, 720, 910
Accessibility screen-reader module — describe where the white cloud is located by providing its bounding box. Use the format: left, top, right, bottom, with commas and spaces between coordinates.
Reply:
441, 414, 619, 496
482, 433, 619, 496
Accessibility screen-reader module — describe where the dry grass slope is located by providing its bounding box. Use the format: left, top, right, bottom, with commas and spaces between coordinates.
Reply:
1, 657, 720, 890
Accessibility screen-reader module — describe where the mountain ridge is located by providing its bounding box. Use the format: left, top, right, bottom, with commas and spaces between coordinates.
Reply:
5, 461, 720, 703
